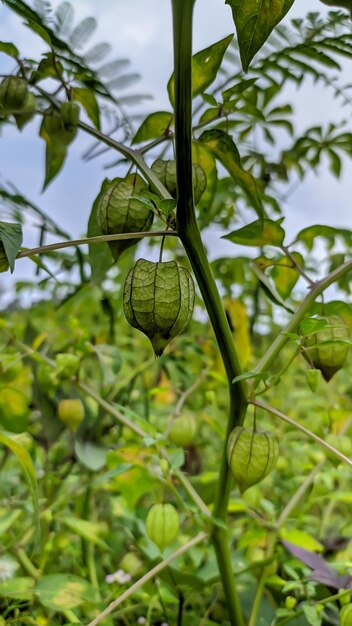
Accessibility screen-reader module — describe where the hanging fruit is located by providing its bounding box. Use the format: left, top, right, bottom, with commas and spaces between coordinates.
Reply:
146, 503, 180, 551
301, 315, 349, 381
98, 173, 153, 261
227, 426, 279, 493
123, 259, 195, 356
151, 159, 206, 204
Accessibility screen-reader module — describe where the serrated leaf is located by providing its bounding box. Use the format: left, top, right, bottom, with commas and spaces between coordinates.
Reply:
132, 111, 173, 144
0, 221, 23, 272
168, 35, 233, 104
224, 219, 285, 247
200, 129, 262, 219
226, 0, 295, 71
73, 86, 100, 129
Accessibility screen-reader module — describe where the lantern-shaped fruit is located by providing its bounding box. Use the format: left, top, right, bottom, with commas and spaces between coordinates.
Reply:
301, 315, 349, 381
146, 503, 179, 551
123, 259, 195, 356
168, 414, 196, 447
0, 76, 28, 113
151, 159, 206, 204
227, 427, 279, 493
98, 174, 153, 261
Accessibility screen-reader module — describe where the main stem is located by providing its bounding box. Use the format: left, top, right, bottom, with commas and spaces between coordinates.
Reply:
171, 1, 247, 624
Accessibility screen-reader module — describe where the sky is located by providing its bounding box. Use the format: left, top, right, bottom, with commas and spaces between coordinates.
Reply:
0, 0, 351, 305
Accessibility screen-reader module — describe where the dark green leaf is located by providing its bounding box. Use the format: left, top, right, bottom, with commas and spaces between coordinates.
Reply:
42, 142, 67, 190
0, 41, 19, 57
0, 221, 23, 272
200, 129, 263, 219
226, 0, 295, 71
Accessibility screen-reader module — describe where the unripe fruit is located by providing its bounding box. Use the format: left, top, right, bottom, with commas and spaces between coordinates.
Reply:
301, 315, 349, 381
146, 503, 179, 551
119, 552, 143, 576
168, 414, 196, 447
325, 433, 352, 465
151, 159, 207, 204
285, 596, 297, 610
60, 101, 80, 131
57, 399, 85, 432
15, 92, 37, 129
227, 427, 279, 493
41, 102, 79, 145
0, 76, 28, 113
123, 259, 195, 356
341, 604, 352, 626
0, 242, 9, 273
98, 173, 153, 261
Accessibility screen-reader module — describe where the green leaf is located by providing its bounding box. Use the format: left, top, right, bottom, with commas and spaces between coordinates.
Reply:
0, 221, 23, 272
226, 0, 295, 71
74, 440, 107, 471
132, 111, 173, 144
224, 219, 285, 247
251, 262, 294, 313
42, 141, 67, 190
0, 577, 34, 600
87, 179, 114, 283
200, 129, 263, 219
73, 87, 100, 130
0, 41, 19, 57
295, 224, 352, 251
279, 528, 324, 552
302, 605, 322, 626
35, 574, 97, 610
168, 35, 233, 104
271, 252, 304, 298
0, 431, 39, 542
59, 516, 109, 549
0, 387, 29, 432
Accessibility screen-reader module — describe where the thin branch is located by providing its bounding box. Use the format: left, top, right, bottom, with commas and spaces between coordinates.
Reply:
16, 230, 178, 260
251, 399, 352, 468
85, 532, 208, 626
280, 244, 315, 286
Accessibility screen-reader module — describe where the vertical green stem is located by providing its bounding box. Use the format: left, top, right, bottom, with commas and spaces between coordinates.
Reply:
171, 1, 247, 624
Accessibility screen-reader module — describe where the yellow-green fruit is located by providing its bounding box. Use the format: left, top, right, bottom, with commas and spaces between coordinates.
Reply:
301, 315, 349, 381
124, 259, 195, 356
0, 76, 28, 113
15, 91, 37, 129
227, 427, 279, 493
325, 433, 352, 465
151, 159, 206, 204
168, 414, 196, 447
341, 604, 352, 626
58, 398, 85, 431
285, 596, 297, 610
0, 242, 9, 273
98, 173, 153, 261
41, 103, 79, 145
119, 552, 143, 576
60, 101, 80, 131
146, 503, 179, 551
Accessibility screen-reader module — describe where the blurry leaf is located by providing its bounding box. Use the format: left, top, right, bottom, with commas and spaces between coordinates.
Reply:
84, 42, 111, 64
200, 129, 263, 219
224, 219, 284, 247
0, 509, 22, 535
0, 41, 19, 57
226, 0, 295, 71
296, 224, 352, 251
0, 431, 39, 541
132, 111, 173, 144
192, 141, 218, 211
0, 577, 34, 600
68, 16, 97, 50
168, 35, 233, 104
271, 252, 304, 298
251, 262, 294, 313
35, 574, 97, 610
302, 605, 322, 626
0, 221, 23, 272
280, 530, 324, 552
73, 87, 100, 129
60, 517, 109, 549
74, 440, 107, 471
112, 465, 158, 509
0, 387, 29, 432
108, 73, 140, 90
87, 178, 114, 283
224, 299, 252, 367
54, 1, 74, 36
